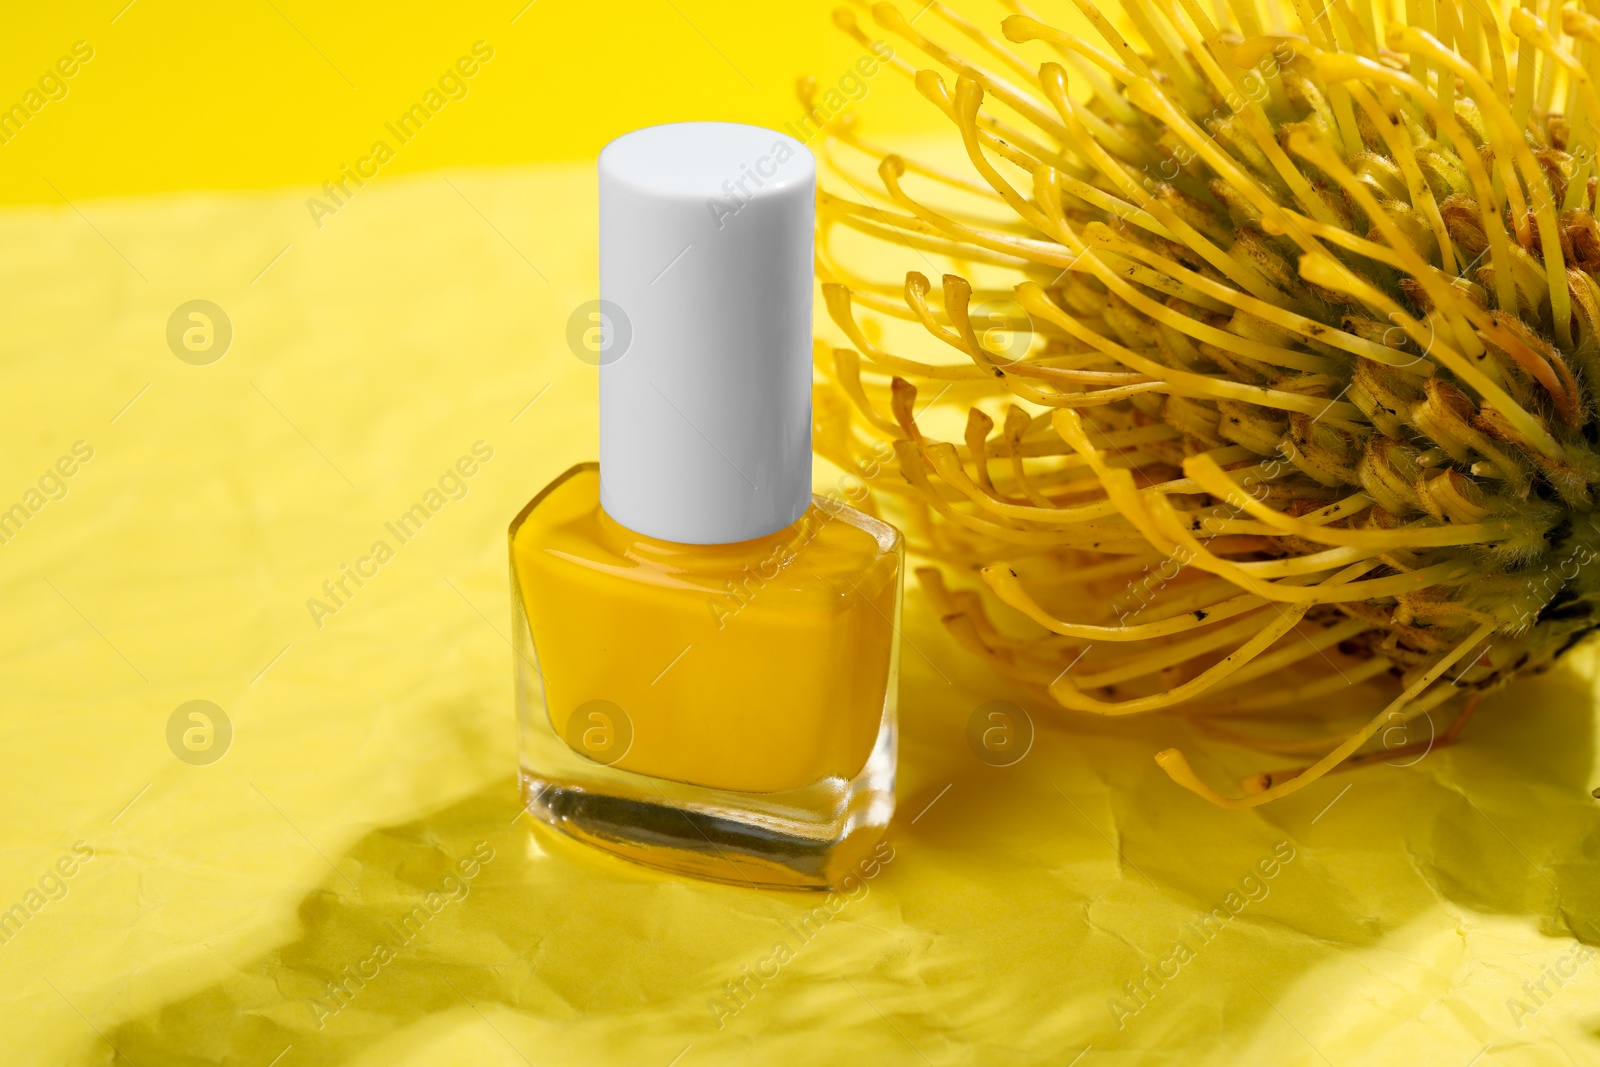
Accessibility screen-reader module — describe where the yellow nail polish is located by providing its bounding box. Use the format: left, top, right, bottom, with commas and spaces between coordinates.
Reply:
511, 464, 901, 887
510, 123, 903, 888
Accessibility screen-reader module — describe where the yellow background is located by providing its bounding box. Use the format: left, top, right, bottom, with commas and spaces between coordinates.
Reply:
0, 0, 946, 206
2, 1, 1599, 1065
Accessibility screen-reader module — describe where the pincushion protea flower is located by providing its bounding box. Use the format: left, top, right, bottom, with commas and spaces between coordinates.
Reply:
808, 0, 1600, 805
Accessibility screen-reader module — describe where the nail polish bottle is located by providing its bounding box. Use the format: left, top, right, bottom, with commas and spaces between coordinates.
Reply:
510, 123, 902, 889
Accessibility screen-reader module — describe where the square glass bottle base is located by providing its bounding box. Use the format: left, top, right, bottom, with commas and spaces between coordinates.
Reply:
517, 710, 894, 890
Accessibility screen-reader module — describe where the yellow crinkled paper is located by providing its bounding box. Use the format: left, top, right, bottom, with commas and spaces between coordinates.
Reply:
0, 152, 1597, 1067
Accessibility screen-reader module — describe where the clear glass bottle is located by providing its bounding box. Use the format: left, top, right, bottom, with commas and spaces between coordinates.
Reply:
509, 122, 902, 888
511, 464, 901, 889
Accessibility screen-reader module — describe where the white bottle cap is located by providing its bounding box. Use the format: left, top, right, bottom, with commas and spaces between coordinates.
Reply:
598, 122, 815, 545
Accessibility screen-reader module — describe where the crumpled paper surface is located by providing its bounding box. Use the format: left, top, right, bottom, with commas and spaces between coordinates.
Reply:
1, 165, 1598, 1067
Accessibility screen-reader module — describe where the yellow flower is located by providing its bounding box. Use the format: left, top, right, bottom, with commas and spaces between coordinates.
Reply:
811, 0, 1600, 805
